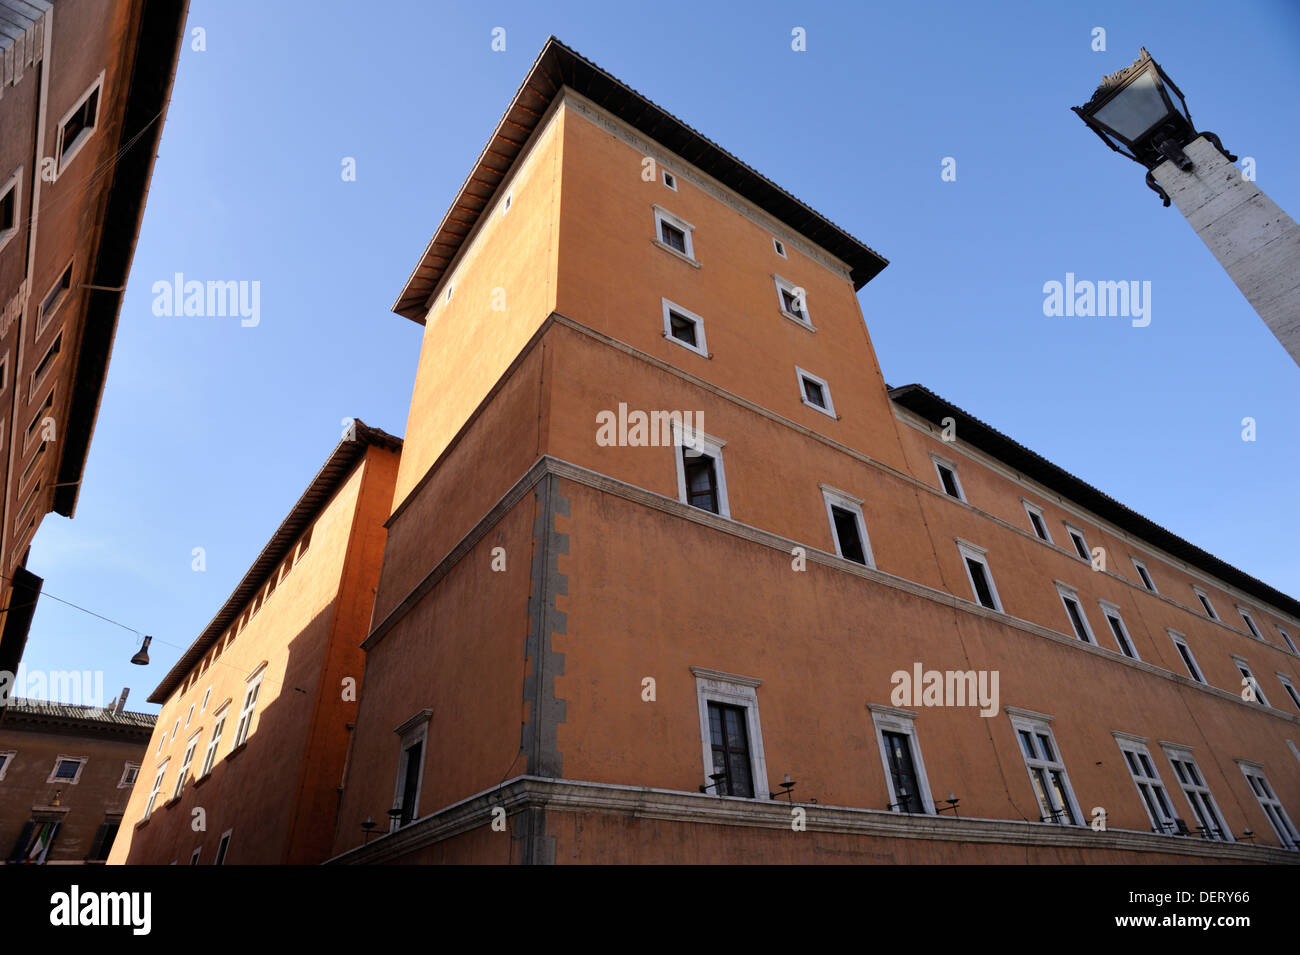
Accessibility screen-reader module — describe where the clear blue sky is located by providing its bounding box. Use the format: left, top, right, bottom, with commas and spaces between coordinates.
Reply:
19, 0, 1300, 711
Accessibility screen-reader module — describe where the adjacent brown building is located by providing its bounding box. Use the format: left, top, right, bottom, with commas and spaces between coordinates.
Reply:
0, 695, 153, 863
0, 0, 188, 680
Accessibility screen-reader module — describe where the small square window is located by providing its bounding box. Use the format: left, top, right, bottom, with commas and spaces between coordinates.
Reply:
674, 426, 729, 519
796, 367, 835, 418
661, 299, 707, 357
772, 237, 786, 257
774, 275, 812, 327
652, 206, 696, 262
661, 170, 676, 190
47, 756, 86, 784
118, 762, 140, 789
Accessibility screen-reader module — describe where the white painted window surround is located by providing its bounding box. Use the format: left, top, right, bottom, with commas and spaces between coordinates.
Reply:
671, 422, 730, 519
652, 205, 696, 263
661, 298, 708, 357
957, 539, 1002, 612
795, 366, 835, 418
56, 71, 106, 177
820, 484, 874, 568
391, 708, 432, 830
869, 704, 935, 814
691, 667, 769, 800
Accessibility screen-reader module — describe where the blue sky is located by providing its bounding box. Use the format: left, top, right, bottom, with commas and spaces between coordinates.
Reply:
18, 0, 1300, 711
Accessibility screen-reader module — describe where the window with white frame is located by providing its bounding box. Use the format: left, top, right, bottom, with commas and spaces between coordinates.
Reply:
1022, 500, 1052, 542
1055, 584, 1095, 644
56, 72, 105, 176
201, 707, 227, 778
820, 484, 873, 567
1237, 607, 1262, 640
1168, 630, 1205, 683
47, 756, 86, 784
190, 848, 201, 865
502, 190, 513, 214
1233, 656, 1268, 706
1064, 524, 1090, 562
200, 686, 211, 713
1007, 709, 1081, 825
773, 274, 811, 327
652, 205, 695, 262
1279, 627, 1298, 654
1114, 734, 1177, 834
795, 366, 835, 417
185, 703, 194, 728
931, 455, 965, 501
37, 262, 73, 336
233, 666, 266, 748
1277, 674, 1300, 713
156, 728, 166, 755
0, 750, 14, 780
172, 733, 199, 799
392, 709, 432, 829
1193, 587, 1219, 620
1237, 762, 1298, 850
958, 539, 1002, 611
118, 762, 140, 789
869, 704, 934, 814
0, 166, 21, 255
1099, 602, 1139, 659
214, 830, 232, 865
1132, 557, 1157, 593
672, 423, 729, 518
661, 169, 677, 191
772, 237, 786, 257
661, 299, 707, 357
1162, 745, 1231, 841
144, 763, 167, 818
692, 667, 768, 799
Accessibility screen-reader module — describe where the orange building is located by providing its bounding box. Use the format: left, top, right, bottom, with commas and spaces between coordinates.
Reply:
325, 38, 1299, 865
107, 422, 400, 865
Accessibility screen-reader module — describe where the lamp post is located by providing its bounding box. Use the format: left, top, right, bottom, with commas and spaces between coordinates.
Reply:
1073, 48, 1300, 367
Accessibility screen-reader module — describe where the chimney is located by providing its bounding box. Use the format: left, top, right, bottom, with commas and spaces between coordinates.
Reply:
113, 688, 129, 716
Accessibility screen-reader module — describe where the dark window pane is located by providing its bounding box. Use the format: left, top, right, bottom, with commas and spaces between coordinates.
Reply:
669, 312, 697, 346
966, 558, 996, 609
399, 741, 422, 826
660, 221, 686, 252
1035, 733, 1055, 762
1029, 512, 1047, 539
781, 288, 804, 318
706, 702, 753, 797
683, 450, 718, 514
938, 466, 960, 498
1017, 730, 1035, 760
802, 378, 825, 408
1064, 598, 1089, 641
831, 506, 866, 565
883, 731, 924, 813
1070, 532, 1088, 560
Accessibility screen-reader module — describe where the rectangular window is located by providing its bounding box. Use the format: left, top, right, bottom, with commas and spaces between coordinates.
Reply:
870, 705, 934, 815
173, 734, 199, 799
1279, 628, 1298, 654
200, 711, 226, 777
1163, 747, 1231, 841
20, 443, 45, 491
821, 485, 872, 567
0, 751, 13, 780
190, 848, 201, 865
391, 709, 431, 829
38, 262, 73, 333
0, 166, 21, 254
1056, 586, 1094, 644
693, 668, 768, 801
233, 669, 265, 748
200, 686, 211, 713
118, 763, 139, 789
1237, 608, 1262, 640
86, 818, 120, 862
1238, 764, 1298, 850
397, 740, 424, 827
1278, 675, 1300, 713
30, 332, 61, 396
772, 237, 786, 257
707, 702, 754, 797
652, 206, 695, 261
1023, 501, 1052, 542
661, 299, 707, 357
144, 764, 167, 818
1115, 735, 1177, 834
661, 169, 676, 190
214, 830, 232, 865
1065, 524, 1090, 561
10, 819, 62, 864
1009, 712, 1080, 825
1194, 588, 1219, 620
958, 540, 1002, 611
296, 526, 313, 563
57, 73, 104, 174
25, 389, 54, 449
796, 366, 835, 417
773, 274, 812, 327
1234, 657, 1268, 706
1169, 630, 1204, 683
674, 426, 729, 519
1101, 603, 1139, 659
932, 457, 964, 501
1132, 558, 1157, 593
47, 756, 86, 784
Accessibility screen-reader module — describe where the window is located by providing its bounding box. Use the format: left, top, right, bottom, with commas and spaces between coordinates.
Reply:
86, 816, 120, 862
1278, 674, 1300, 713
56, 72, 104, 175
661, 169, 676, 190
24, 389, 54, 449
214, 830, 232, 865
29, 332, 61, 396
201, 708, 227, 777
1233, 657, 1268, 706
392, 709, 431, 829
1237, 763, 1298, 850
1237, 607, 1262, 640
144, 763, 167, 818
795, 367, 835, 417
118, 763, 139, 789
502, 190, 513, 214
46, 756, 86, 784
0, 751, 13, 780
957, 540, 1002, 611
821, 485, 873, 567
1022, 501, 1052, 542
1193, 587, 1219, 620
0, 352, 8, 395
19, 443, 45, 491
1114, 734, 1177, 834
200, 686, 211, 713
661, 299, 707, 357
931, 455, 964, 501
10, 819, 62, 864
1007, 710, 1080, 825
693, 667, 768, 800
171, 719, 179, 741
673, 425, 730, 518
190, 848, 201, 865
185, 704, 194, 728
156, 729, 166, 756
1100, 602, 1139, 659
652, 206, 695, 262
1279, 627, 1298, 654
296, 526, 313, 563
0, 166, 21, 254
1169, 630, 1205, 683
1056, 584, 1094, 644
772, 237, 786, 257
1132, 558, 1157, 593
773, 274, 811, 327
869, 705, 934, 814
1064, 524, 1090, 561
1163, 746, 1231, 841
173, 733, 199, 799
233, 667, 265, 748
38, 262, 73, 334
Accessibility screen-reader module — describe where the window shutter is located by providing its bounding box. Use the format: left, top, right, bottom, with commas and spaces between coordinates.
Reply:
8, 821, 34, 862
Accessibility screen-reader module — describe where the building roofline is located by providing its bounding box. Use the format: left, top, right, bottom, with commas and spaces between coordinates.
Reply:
147, 422, 402, 703
392, 36, 889, 322
889, 383, 1300, 620
1, 698, 156, 741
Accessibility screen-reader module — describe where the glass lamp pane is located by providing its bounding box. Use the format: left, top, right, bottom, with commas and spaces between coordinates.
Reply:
1093, 70, 1170, 141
